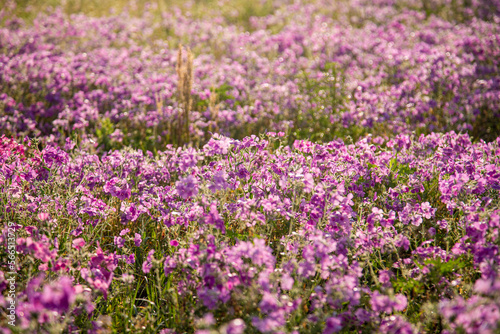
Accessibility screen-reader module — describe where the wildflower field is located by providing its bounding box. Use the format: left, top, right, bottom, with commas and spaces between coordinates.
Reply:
1, 0, 500, 332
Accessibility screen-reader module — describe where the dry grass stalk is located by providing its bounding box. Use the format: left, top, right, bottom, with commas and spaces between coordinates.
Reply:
176, 44, 193, 146
208, 89, 220, 133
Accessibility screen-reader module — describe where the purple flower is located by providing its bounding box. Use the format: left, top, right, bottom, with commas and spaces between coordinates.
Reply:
395, 235, 410, 251
379, 270, 393, 285
126, 254, 135, 264
324, 316, 343, 334
225, 318, 246, 334
259, 292, 279, 313
205, 202, 225, 233
121, 202, 142, 222
103, 177, 131, 201
64, 138, 76, 151
394, 294, 408, 312
70, 224, 83, 237
199, 313, 215, 327
119, 228, 130, 236
134, 233, 142, 247
236, 167, 249, 179
142, 250, 155, 274
281, 274, 294, 291
159, 329, 176, 334
114, 236, 124, 248
371, 291, 407, 313
209, 170, 229, 192
371, 291, 393, 313
164, 256, 177, 276
203, 134, 234, 156
176, 175, 199, 199
252, 310, 285, 332
42, 146, 69, 169
121, 273, 135, 284
40, 276, 76, 312
142, 261, 153, 274
179, 148, 201, 172
303, 173, 314, 193
420, 202, 436, 219
379, 315, 414, 334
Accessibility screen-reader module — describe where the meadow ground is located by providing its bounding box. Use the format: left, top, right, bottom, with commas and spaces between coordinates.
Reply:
1, 0, 500, 333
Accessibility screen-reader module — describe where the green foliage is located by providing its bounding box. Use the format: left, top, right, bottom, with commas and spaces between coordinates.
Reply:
423, 257, 468, 279
196, 84, 236, 111
291, 62, 353, 142
222, 0, 276, 31
95, 117, 115, 151
471, 106, 500, 142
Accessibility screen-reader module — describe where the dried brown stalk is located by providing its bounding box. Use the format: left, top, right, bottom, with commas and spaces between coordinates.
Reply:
208, 88, 220, 134
176, 44, 193, 146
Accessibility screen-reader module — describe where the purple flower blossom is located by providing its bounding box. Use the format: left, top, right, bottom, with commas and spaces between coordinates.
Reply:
225, 318, 246, 334
176, 175, 199, 199
134, 233, 142, 247
114, 236, 124, 248
126, 254, 135, 264
303, 173, 314, 193
103, 178, 131, 201
379, 270, 393, 286
121, 273, 134, 284
371, 291, 407, 314
209, 170, 229, 192
40, 276, 76, 312
204, 202, 225, 233
324, 316, 343, 334
281, 274, 294, 290
142, 250, 155, 274
121, 202, 142, 222
119, 228, 130, 236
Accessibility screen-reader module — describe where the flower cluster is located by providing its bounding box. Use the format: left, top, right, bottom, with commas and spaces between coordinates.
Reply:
1, 0, 499, 150
1, 0, 500, 332
0, 131, 498, 332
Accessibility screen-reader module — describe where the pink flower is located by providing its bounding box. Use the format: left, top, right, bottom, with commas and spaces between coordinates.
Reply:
37, 212, 50, 221
281, 274, 294, 290
72, 238, 86, 250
